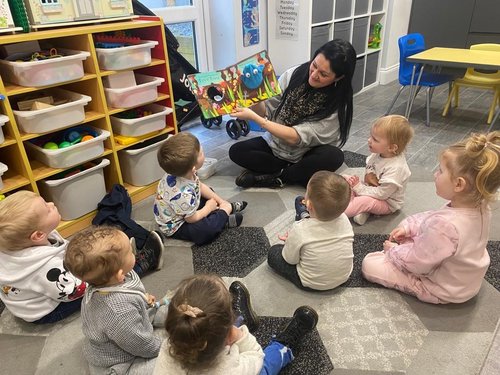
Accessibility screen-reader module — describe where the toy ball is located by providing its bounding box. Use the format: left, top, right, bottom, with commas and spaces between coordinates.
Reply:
43, 142, 59, 149
81, 135, 94, 142
59, 141, 71, 148
66, 130, 82, 143
241, 63, 264, 89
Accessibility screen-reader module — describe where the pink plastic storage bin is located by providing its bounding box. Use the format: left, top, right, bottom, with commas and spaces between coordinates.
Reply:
104, 74, 164, 108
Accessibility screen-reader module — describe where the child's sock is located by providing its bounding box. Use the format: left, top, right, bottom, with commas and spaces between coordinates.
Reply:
231, 200, 248, 214
353, 212, 370, 225
294, 196, 310, 221
227, 212, 243, 228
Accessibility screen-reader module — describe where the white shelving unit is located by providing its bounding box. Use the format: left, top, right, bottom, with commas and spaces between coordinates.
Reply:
268, 0, 386, 93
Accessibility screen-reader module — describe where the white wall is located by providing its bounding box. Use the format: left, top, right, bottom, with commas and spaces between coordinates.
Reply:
379, 0, 413, 84
207, 0, 268, 71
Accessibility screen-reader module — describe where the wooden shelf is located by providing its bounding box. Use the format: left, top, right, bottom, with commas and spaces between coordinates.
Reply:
0, 18, 178, 236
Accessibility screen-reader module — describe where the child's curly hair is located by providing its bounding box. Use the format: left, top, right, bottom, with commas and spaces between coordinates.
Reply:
442, 131, 500, 204
165, 274, 234, 371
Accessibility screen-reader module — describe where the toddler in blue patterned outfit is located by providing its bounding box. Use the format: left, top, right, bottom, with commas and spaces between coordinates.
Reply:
154, 132, 247, 245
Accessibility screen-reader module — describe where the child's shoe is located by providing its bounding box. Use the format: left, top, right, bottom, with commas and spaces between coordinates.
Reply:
135, 231, 164, 273
231, 201, 248, 213
227, 212, 243, 228
275, 306, 318, 351
229, 281, 259, 332
294, 196, 310, 221
353, 212, 370, 225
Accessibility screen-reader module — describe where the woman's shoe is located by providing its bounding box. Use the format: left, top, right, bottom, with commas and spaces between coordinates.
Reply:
235, 170, 284, 188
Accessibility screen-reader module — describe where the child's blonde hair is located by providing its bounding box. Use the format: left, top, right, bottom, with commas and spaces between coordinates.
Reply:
157, 133, 200, 176
64, 226, 126, 286
307, 171, 351, 221
0, 191, 43, 251
441, 131, 500, 204
373, 115, 414, 155
165, 274, 234, 371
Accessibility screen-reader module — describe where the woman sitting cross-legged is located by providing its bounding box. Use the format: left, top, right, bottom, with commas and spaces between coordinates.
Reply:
229, 39, 357, 188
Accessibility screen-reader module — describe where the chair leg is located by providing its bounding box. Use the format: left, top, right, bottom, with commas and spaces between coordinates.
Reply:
488, 107, 500, 132
426, 88, 431, 126
442, 84, 456, 117
487, 89, 499, 124
385, 85, 405, 115
454, 85, 459, 108
429, 87, 435, 102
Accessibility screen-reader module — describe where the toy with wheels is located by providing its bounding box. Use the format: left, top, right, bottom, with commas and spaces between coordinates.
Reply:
201, 114, 223, 129
226, 119, 250, 139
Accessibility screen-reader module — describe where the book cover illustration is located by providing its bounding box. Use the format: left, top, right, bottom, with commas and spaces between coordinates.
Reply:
187, 50, 281, 119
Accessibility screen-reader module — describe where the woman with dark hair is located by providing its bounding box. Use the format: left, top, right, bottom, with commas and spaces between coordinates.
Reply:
229, 39, 357, 188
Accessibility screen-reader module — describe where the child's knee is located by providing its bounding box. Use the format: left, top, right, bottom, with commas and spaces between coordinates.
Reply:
361, 251, 383, 280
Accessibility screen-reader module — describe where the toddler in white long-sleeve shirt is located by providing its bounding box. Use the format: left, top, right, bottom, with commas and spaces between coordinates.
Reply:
362, 131, 500, 304
344, 115, 414, 225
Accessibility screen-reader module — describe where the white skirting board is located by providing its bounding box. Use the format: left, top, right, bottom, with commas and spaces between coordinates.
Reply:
379, 63, 399, 85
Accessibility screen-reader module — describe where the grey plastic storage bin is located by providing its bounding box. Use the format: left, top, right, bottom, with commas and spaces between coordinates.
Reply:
352, 17, 369, 55
365, 52, 380, 86
335, 0, 352, 19
312, 0, 334, 24
355, 0, 369, 15
119, 133, 170, 186
372, 0, 384, 12
38, 159, 109, 221
311, 25, 331, 58
334, 20, 352, 42
353, 57, 365, 93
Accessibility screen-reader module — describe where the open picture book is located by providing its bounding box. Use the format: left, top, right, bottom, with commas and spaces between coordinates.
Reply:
187, 50, 281, 119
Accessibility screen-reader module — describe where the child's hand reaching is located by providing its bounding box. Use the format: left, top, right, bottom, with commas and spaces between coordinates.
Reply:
225, 326, 244, 346
389, 226, 406, 243
205, 198, 219, 212
347, 175, 360, 187
278, 231, 288, 241
145, 293, 156, 306
364, 172, 380, 186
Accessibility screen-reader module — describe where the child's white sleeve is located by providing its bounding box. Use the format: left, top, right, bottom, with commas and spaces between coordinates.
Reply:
282, 223, 304, 265
227, 325, 265, 373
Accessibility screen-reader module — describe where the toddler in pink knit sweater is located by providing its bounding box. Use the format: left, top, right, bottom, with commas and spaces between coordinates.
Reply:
362, 131, 500, 304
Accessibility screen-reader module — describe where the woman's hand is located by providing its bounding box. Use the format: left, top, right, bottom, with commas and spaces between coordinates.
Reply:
230, 106, 259, 122
364, 173, 380, 186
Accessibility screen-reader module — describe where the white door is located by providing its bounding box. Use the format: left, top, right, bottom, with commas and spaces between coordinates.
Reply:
139, 0, 211, 72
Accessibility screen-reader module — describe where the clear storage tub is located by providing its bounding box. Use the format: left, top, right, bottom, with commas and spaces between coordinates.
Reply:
13, 88, 92, 134
0, 162, 7, 190
0, 49, 90, 87
104, 74, 164, 109
197, 158, 217, 180
38, 159, 110, 221
118, 133, 169, 186
110, 104, 172, 136
26, 126, 110, 169
96, 40, 159, 71
0, 114, 8, 144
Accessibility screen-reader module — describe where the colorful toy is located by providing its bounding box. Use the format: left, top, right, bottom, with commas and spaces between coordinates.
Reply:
94, 32, 141, 49
43, 142, 58, 149
81, 135, 94, 142
41, 126, 98, 149
368, 22, 383, 49
241, 63, 264, 90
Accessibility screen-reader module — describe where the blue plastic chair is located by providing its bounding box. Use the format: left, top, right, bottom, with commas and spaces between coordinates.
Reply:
386, 33, 453, 126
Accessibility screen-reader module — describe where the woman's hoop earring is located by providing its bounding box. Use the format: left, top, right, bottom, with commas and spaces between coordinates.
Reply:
334, 81, 338, 88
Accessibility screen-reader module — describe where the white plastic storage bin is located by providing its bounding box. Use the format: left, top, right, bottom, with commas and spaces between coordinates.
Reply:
96, 40, 159, 71
13, 88, 92, 134
0, 162, 7, 190
38, 159, 110, 221
110, 104, 172, 137
0, 49, 90, 87
104, 74, 164, 109
26, 126, 110, 169
197, 158, 217, 180
118, 133, 169, 186
0, 114, 8, 144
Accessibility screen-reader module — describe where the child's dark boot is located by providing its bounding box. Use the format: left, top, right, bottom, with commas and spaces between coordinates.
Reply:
229, 281, 259, 332
135, 231, 164, 274
294, 196, 310, 221
275, 305, 318, 351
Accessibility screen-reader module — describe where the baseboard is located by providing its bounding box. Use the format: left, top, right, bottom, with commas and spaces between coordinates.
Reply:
379, 64, 399, 85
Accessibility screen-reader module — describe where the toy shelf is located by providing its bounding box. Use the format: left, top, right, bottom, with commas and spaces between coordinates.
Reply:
0, 17, 178, 236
